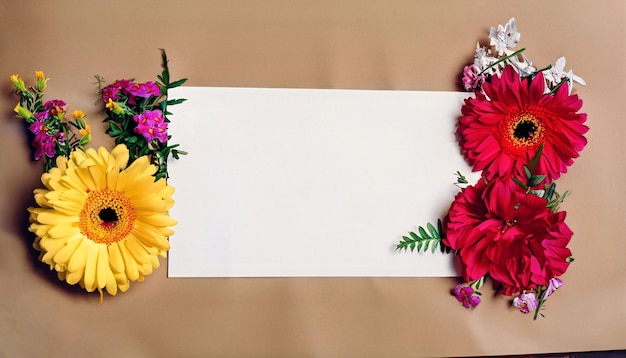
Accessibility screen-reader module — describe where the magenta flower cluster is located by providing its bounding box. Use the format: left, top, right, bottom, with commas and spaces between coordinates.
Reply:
102, 79, 161, 105
29, 100, 67, 160
102, 79, 168, 144
133, 109, 168, 143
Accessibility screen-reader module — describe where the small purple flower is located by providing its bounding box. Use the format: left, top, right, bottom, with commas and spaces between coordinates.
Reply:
42, 99, 67, 119
32, 131, 65, 160
462, 64, 486, 91
542, 278, 563, 300
35, 110, 50, 121
102, 86, 122, 103
452, 284, 481, 309
133, 109, 168, 143
513, 293, 539, 314
29, 119, 47, 136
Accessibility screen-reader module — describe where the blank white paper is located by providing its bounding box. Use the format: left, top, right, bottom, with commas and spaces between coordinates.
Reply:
167, 87, 479, 277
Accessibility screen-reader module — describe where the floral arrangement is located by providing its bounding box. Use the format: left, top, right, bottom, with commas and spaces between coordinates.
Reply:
12, 50, 187, 302
397, 18, 588, 319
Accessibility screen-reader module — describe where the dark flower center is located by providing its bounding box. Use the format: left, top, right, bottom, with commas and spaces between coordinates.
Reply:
99, 207, 118, 223
500, 112, 545, 153
513, 120, 538, 140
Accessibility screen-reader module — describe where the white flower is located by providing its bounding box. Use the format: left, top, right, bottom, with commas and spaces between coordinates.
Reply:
489, 18, 521, 56
474, 43, 497, 74
509, 53, 537, 77
543, 57, 586, 93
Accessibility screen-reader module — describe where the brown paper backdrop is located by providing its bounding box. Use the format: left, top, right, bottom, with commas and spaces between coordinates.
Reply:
1, 1, 625, 356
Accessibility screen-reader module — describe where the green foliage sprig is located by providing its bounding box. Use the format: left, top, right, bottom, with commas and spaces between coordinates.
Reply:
396, 219, 450, 254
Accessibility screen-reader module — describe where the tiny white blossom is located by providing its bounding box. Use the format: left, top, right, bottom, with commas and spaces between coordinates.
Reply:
489, 18, 521, 56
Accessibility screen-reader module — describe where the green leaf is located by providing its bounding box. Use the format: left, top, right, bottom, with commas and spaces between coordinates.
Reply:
427, 222, 438, 237
523, 165, 532, 180
168, 78, 188, 88
527, 174, 546, 187
512, 177, 528, 190
396, 220, 448, 254
418, 226, 428, 239
166, 98, 187, 106
543, 182, 556, 201
528, 144, 544, 173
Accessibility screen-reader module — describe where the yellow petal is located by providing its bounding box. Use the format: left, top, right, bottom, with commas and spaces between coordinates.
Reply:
107, 242, 125, 273
39, 237, 67, 263
133, 221, 170, 250
111, 144, 129, 169
124, 235, 150, 265
66, 266, 84, 285
47, 222, 80, 240
96, 244, 109, 289
83, 241, 99, 292
114, 272, 130, 292
67, 238, 88, 273
34, 189, 51, 207
53, 236, 83, 267
105, 268, 118, 296
36, 210, 77, 224
119, 241, 139, 281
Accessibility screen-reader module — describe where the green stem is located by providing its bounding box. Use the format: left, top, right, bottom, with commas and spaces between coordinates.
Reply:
480, 47, 526, 75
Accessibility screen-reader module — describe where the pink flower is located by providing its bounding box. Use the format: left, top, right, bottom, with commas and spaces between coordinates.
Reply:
31, 130, 65, 160
29, 119, 47, 136
513, 292, 538, 313
35, 110, 50, 121
462, 64, 486, 91
43, 99, 66, 119
452, 285, 481, 309
133, 109, 168, 143
444, 177, 573, 296
458, 65, 588, 183
542, 277, 563, 299
102, 79, 134, 103
128, 81, 161, 98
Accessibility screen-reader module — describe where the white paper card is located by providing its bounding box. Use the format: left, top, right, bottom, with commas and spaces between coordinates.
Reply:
167, 87, 479, 277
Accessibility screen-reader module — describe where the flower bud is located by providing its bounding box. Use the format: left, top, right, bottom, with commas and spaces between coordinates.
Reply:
10, 74, 27, 93
14, 103, 32, 120
79, 132, 92, 147
35, 71, 49, 91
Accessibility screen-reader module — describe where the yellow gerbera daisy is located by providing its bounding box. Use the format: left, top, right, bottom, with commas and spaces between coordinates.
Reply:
28, 144, 176, 300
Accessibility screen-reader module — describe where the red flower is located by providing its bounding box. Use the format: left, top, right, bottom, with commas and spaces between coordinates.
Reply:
443, 177, 573, 295
457, 65, 588, 182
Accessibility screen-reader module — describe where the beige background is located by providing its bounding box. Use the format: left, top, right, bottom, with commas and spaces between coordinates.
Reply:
1, 1, 625, 356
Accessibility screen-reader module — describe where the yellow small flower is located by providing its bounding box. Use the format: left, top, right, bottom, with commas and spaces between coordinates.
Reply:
105, 98, 124, 115
35, 70, 49, 91
14, 103, 32, 120
72, 109, 85, 120
10, 74, 27, 93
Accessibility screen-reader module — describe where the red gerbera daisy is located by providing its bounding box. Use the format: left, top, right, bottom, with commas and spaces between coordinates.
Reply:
443, 177, 573, 296
457, 65, 588, 182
